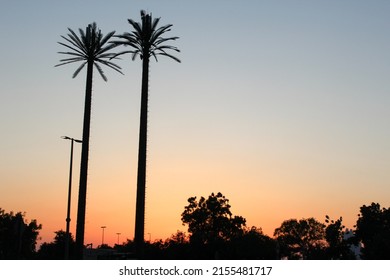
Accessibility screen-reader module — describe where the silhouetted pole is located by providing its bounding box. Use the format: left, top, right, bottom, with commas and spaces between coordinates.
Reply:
61, 136, 82, 260
116, 232, 121, 245
101, 226, 106, 245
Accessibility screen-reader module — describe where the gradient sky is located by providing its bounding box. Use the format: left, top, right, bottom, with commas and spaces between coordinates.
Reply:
1, 0, 389, 247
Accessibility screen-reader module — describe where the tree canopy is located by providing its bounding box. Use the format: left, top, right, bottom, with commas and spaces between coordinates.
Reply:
0, 208, 41, 259
274, 217, 326, 259
181, 192, 246, 258
37, 230, 76, 260
324, 216, 355, 259
354, 202, 390, 259
56, 22, 122, 80
181, 192, 246, 245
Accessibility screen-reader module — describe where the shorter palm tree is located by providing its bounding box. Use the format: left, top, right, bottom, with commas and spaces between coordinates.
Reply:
56, 22, 122, 259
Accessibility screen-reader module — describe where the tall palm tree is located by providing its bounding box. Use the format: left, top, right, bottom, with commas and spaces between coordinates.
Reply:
56, 22, 122, 259
113, 10, 180, 258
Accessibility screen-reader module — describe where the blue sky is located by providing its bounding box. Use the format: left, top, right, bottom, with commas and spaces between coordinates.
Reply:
1, 0, 389, 245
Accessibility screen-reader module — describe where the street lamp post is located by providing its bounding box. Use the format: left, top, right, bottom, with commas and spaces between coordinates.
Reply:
62, 136, 82, 260
116, 232, 121, 245
101, 226, 107, 246
148, 233, 151, 242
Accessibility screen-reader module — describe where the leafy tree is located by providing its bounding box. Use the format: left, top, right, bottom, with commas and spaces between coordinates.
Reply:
56, 22, 122, 259
181, 192, 246, 258
0, 208, 41, 259
112, 10, 180, 258
37, 230, 76, 259
354, 202, 390, 259
324, 216, 355, 259
167, 230, 188, 244
162, 231, 190, 259
97, 243, 113, 249
228, 226, 277, 259
274, 218, 326, 259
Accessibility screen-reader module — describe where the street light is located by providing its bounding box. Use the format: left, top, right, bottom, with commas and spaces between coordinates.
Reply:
116, 232, 121, 245
62, 136, 82, 259
101, 226, 107, 245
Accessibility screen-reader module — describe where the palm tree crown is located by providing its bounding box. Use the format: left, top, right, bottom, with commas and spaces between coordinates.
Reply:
56, 22, 123, 80
113, 10, 181, 62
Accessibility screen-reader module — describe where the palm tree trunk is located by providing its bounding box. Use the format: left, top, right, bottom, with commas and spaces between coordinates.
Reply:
134, 55, 149, 258
75, 59, 93, 259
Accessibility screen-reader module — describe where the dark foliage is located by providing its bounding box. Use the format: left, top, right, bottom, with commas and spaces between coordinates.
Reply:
354, 202, 390, 259
0, 208, 41, 259
37, 230, 76, 259
324, 216, 355, 259
274, 218, 327, 259
227, 226, 278, 259
181, 192, 247, 259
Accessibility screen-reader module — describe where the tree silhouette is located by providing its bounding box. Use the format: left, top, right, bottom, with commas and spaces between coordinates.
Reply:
0, 208, 41, 259
181, 192, 246, 258
37, 230, 76, 259
56, 23, 122, 259
112, 10, 180, 258
274, 218, 326, 259
324, 216, 355, 259
229, 226, 277, 259
354, 202, 390, 259
162, 231, 190, 259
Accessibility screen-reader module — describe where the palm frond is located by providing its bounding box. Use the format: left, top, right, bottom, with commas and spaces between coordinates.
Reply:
112, 33, 140, 47
155, 45, 180, 52
56, 56, 85, 64
156, 52, 181, 63
57, 22, 122, 81
58, 39, 86, 56
151, 52, 159, 62
66, 28, 83, 48
97, 43, 121, 57
151, 17, 161, 31
57, 52, 85, 58
97, 59, 124, 75
128, 18, 143, 36
94, 62, 107, 81
115, 10, 180, 63
153, 36, 179, 46
55, 59, 83, 68
150, 24, 173, 43
132, 51, 140, 61
100, 30, 116, 48
67, 28, 87, 53
72, 62, 87, 78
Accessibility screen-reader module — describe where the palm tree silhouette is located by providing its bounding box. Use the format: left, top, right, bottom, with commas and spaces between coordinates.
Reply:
56, 22, 122, 259
113, 10, 180, 258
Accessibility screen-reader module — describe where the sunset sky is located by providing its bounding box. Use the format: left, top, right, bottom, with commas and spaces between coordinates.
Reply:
1, 0, 389, 247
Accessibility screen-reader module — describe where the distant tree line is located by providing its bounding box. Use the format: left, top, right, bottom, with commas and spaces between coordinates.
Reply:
1, 196, 389, 259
